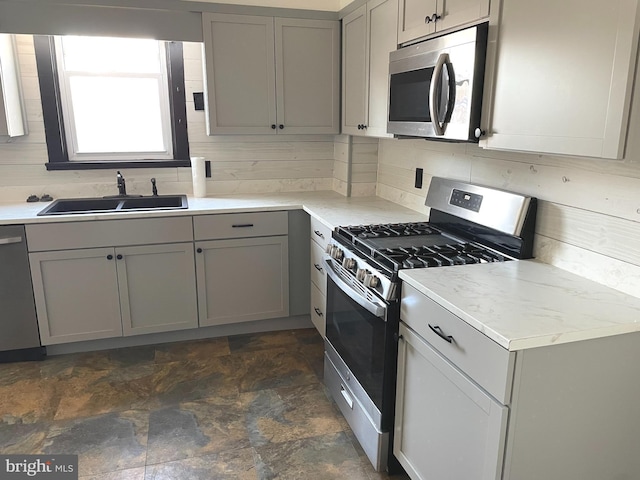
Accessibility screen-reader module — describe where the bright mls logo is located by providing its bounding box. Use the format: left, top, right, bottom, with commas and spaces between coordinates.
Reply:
1, 455, 78, 479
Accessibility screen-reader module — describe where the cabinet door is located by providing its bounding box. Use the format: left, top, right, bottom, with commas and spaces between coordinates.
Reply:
117, 243, 198, 336
275, 18, 340, 134
196, 236, 289, 326
366, 0, 398, 138
394, 323, 508, 480
29, 248, 122, 345
342, 5, 367, 135
397, 0, 437, 45
436, 0, 490, 32
481, 0, 639, 159
202, 13, 277, 135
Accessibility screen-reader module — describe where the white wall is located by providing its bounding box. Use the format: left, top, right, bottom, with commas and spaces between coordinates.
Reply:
0, 36, 335, 201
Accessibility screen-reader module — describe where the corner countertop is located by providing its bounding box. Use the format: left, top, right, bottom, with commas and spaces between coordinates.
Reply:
0, 191, 428, 227
400, 260, 640, 351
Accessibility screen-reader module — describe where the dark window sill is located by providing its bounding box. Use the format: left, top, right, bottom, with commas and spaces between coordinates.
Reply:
45, 160, 191, 171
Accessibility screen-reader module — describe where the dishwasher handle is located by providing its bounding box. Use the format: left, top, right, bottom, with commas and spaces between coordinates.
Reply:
0, 236, 22, 245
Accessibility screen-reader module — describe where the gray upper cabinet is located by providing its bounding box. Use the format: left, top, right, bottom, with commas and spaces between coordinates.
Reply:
202, 13, 340, 135
342, 0, 399, 138
0, 34, 26, 137
480, 0, 639, 159
342, 5, 367, 136
397, 0, 490, 45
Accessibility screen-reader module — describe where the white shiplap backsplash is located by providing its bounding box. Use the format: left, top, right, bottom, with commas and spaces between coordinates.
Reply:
0, 37, 337, 201
377, 135, 640, 298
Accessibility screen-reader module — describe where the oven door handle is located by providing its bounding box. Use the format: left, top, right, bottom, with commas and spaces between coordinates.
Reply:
324, 259, 386, 318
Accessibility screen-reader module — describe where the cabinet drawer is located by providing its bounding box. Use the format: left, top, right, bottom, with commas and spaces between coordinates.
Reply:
26, 217, 193, 252
310, 282, 326, 337
401, 283, 514, 403
309, 215, 331, 250
310, 240, 327, 295
193, 211, 288, 240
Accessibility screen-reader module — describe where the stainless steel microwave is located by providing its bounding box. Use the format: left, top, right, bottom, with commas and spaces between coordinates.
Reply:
387, 23, 488, 141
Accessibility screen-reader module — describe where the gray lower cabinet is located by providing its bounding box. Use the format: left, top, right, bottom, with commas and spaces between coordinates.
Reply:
29, 248, 123, 345
194, 211, 289, 327
26, 217, 197, 345
395, 322, 508, 480
29, 243, 198, 345
398, 282, 640, 480
117, 243, 198, 336
202, 13, 340, 135
309, 215, 330, 337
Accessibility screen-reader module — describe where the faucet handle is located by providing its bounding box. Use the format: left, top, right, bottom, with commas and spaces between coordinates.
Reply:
151, 178, 158, 196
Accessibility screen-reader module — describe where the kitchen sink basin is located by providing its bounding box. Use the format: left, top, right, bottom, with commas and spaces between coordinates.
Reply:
37, 195, 188, 216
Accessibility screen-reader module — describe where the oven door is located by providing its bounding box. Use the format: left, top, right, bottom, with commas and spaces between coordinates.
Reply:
324, 258, 389, 413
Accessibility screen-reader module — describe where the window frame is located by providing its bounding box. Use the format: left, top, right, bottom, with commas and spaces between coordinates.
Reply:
34, 35, 190, 170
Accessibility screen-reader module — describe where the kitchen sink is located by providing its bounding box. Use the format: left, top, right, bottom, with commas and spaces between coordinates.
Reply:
37, 195, 188, 216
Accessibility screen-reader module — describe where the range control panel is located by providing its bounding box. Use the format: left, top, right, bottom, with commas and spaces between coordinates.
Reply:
450, 189, 483, 212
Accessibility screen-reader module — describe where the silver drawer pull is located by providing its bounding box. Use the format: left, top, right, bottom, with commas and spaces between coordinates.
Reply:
313, 229, 325, 239
0, 236, 22, 245
232, 223, 254, 228
314, 263, 324, 273
428, 324, 454, 343
340, 384, 354, 409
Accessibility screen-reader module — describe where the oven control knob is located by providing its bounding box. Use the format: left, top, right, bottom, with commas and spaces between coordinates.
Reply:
356, 268, 368, 282
364, 274, 380, 288
342, 257, 356, 270
325, 244, 333, 254
329, 245, 343, 260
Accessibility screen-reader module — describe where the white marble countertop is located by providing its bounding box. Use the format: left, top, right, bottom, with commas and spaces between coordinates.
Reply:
400, 260, 640, 351
0, 191, 428, 227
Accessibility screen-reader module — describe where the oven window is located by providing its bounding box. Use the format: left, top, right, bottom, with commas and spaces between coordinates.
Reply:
326, 276, 386, 410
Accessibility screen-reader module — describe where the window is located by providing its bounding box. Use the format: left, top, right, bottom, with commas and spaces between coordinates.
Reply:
34, 35, 189, 170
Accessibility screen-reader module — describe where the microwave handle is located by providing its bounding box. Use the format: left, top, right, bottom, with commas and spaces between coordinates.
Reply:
429, 53, 451, 136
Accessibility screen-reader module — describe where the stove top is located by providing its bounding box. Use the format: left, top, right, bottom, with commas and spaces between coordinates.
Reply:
324, 177, 537, 302
334, 222, 508, 273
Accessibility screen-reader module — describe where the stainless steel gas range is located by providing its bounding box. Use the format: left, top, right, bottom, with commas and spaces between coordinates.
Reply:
322, 177, 537, 473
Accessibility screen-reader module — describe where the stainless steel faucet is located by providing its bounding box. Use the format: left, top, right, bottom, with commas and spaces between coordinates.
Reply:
116, 171, 127, 196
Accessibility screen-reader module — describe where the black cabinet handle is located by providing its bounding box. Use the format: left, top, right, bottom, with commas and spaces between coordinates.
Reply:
279, 124, 284, 130
313, 229, 325, 239
232, 224, 254, 228
197, 248, 203, 253
314, 263, 324, 273
362, 124, 367, 129
428, 324, 453, 343
394, 332, 403, 342
425, 13, 441, 23
357, 124, 362, 130
107, 254, 113, 260
271, 124, 276, 129
116, 254, 123, 260
314, 307, 323, 317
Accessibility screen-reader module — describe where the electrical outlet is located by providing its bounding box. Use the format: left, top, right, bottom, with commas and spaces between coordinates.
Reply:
415, 168, 423, 189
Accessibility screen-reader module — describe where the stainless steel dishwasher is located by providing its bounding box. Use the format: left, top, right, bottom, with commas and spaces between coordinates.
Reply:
0, 225, 44, 362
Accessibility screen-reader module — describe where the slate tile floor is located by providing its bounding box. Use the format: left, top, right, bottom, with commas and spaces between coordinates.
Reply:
0, 329, 409, 480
